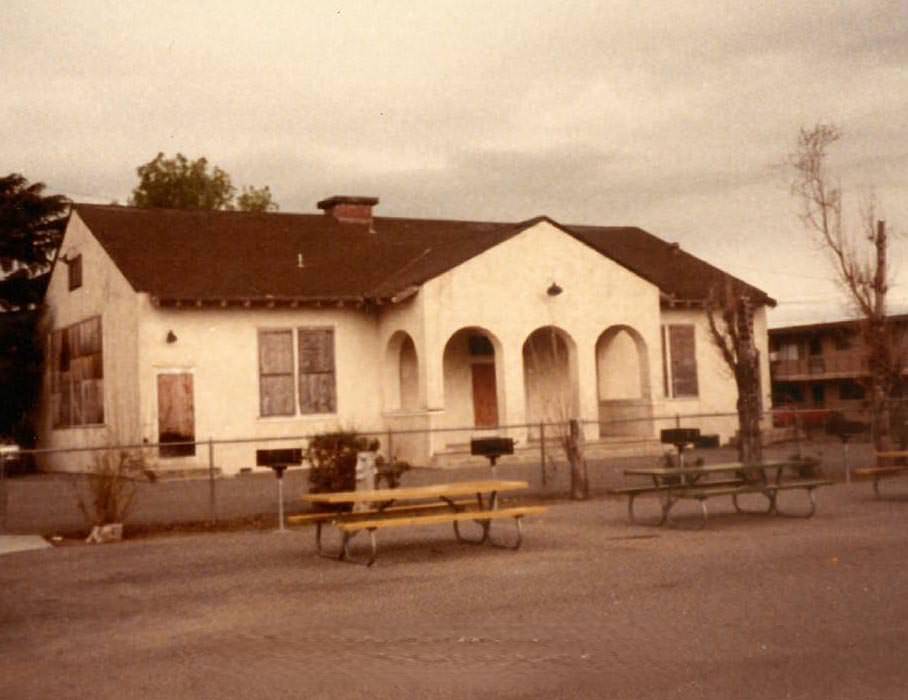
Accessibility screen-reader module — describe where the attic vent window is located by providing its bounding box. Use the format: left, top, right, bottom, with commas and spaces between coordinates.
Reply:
67, 254, 83, 291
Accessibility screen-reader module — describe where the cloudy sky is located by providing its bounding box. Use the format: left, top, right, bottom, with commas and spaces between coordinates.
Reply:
3, 1, 907, 327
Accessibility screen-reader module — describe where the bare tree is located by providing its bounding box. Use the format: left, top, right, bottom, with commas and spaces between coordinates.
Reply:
788, 123, 900, 455
706, 285, 763, 463
524, 327, 589, 499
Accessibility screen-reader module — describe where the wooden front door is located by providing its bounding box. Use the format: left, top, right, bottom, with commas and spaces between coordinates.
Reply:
157, 373, 195, 457
471, 363, 499, 428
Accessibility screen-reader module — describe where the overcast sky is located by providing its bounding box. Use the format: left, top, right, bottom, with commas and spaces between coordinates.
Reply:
3, 1, 907, 327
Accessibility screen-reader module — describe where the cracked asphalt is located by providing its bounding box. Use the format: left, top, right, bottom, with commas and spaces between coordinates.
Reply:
2, 482, 908, 699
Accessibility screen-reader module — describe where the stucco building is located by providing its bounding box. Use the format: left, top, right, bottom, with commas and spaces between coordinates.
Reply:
38, 196, 774, 474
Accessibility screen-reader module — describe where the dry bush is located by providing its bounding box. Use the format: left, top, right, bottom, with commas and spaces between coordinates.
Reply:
72, 450, 148, 527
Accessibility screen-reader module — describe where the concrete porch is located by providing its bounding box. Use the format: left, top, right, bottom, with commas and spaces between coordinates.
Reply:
428, 435, 664, 469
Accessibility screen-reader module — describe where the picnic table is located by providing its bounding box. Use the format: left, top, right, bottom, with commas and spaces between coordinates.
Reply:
609, 460, 832, 527
854, 451, 908, 497
297, 480, 546, 566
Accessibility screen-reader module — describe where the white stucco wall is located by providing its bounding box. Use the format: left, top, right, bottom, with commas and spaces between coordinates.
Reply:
377, 297, 426, 412
37, 213, 141, 471
135, 299, 383, 473
419, 220, 664, 446
657, 306, 773, 443
597, 329, 644, 400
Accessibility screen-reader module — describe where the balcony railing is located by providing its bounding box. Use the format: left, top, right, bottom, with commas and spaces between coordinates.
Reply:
772, 354, 868, 379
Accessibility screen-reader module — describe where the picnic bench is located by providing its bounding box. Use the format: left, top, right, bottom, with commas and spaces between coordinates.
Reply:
296, 480, 546, 566
854, 451, 908, 497
608, 460, 832, 527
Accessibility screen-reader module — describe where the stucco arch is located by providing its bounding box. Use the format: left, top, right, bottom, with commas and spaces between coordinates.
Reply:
384, 330, 420, 411
522, 325, 580, 426
595, 325, 651, 400
595, 324, 654, 438
441, 326, 504, 430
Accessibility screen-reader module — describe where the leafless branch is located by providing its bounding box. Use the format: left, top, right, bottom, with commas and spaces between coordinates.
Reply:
788, 122, 898, 454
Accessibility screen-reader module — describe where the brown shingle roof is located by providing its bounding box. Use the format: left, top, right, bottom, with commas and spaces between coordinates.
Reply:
568, 223, 774, 306
73, 204, 774, 306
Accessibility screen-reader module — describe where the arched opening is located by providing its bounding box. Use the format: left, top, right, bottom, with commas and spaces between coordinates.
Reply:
384, 331, 420, 411
595, 325, 653, 437
442, 327, 503, 430
522, 326, 579, 430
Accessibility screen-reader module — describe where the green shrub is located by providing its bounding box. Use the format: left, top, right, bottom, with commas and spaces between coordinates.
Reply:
306, 431, 378, 506
306, 431, 410, 509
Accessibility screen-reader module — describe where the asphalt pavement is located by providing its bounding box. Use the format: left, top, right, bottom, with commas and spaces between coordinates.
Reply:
2, 481, 908, 699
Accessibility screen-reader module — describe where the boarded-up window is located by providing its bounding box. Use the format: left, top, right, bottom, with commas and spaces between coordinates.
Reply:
259, 330, 295, 416
298, 328, 336, 414
158, 373, 195, 457
663, 324, 699, 398
50, 316, 103, 428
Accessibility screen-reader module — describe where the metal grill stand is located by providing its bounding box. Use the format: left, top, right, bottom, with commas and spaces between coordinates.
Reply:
659, 428, 701, 470
270, 465, 287, 533
470, 437, 515, 480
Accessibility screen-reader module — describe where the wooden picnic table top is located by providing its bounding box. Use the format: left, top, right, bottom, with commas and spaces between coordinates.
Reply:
623, 460, 805, 478
301, 479, 529, 505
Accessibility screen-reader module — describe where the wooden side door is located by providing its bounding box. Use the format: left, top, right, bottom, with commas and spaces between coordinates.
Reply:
471, 363, 499, 428
157, 373, 196, 457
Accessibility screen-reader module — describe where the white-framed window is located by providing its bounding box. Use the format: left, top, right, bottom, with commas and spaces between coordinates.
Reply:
661, 324, 699, 398
258, 327, 336, 417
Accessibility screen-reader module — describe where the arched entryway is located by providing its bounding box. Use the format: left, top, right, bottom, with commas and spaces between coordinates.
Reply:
384, 330, 420, 411
442, 328, 503, 429
595, 325, 653, 437
522, 326, 579, 429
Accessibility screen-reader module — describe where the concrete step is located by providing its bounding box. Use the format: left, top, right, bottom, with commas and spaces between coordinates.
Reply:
146, 465, 223, 481
429, 436, 663, 469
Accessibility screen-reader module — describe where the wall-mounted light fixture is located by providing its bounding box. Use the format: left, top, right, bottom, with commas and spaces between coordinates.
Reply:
166, 330, 177, 344
546, 282, 563, 297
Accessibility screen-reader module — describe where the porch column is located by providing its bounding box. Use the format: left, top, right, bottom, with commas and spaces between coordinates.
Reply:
500, 339, 528, 445
576, 338, 600, 442
422, 341, 447, 457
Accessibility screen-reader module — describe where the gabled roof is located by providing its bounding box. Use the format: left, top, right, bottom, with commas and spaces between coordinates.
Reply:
71, 204, 774, 307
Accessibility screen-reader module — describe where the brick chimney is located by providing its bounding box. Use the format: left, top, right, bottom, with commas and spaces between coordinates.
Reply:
317, 195, 379, 226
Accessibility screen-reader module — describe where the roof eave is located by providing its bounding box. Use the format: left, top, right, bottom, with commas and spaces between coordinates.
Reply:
151, 294, 374, 310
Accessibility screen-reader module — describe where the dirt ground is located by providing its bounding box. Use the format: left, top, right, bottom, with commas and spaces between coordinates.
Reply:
3, 482, 908, 700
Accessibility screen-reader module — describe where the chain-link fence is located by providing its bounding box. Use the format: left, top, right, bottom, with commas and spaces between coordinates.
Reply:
2, 402, 899, 536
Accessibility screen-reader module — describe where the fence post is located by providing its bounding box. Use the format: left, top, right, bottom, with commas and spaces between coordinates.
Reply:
539, 422, 546, 487
568, 418, 589, 500
843, 440, 851, 484
0, 455, 6, 533
675, 413, 681, 428
0, 444, 21, 533
386, 429, 393, 461
208, 438, 216, 525
794, 412, 803, 460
